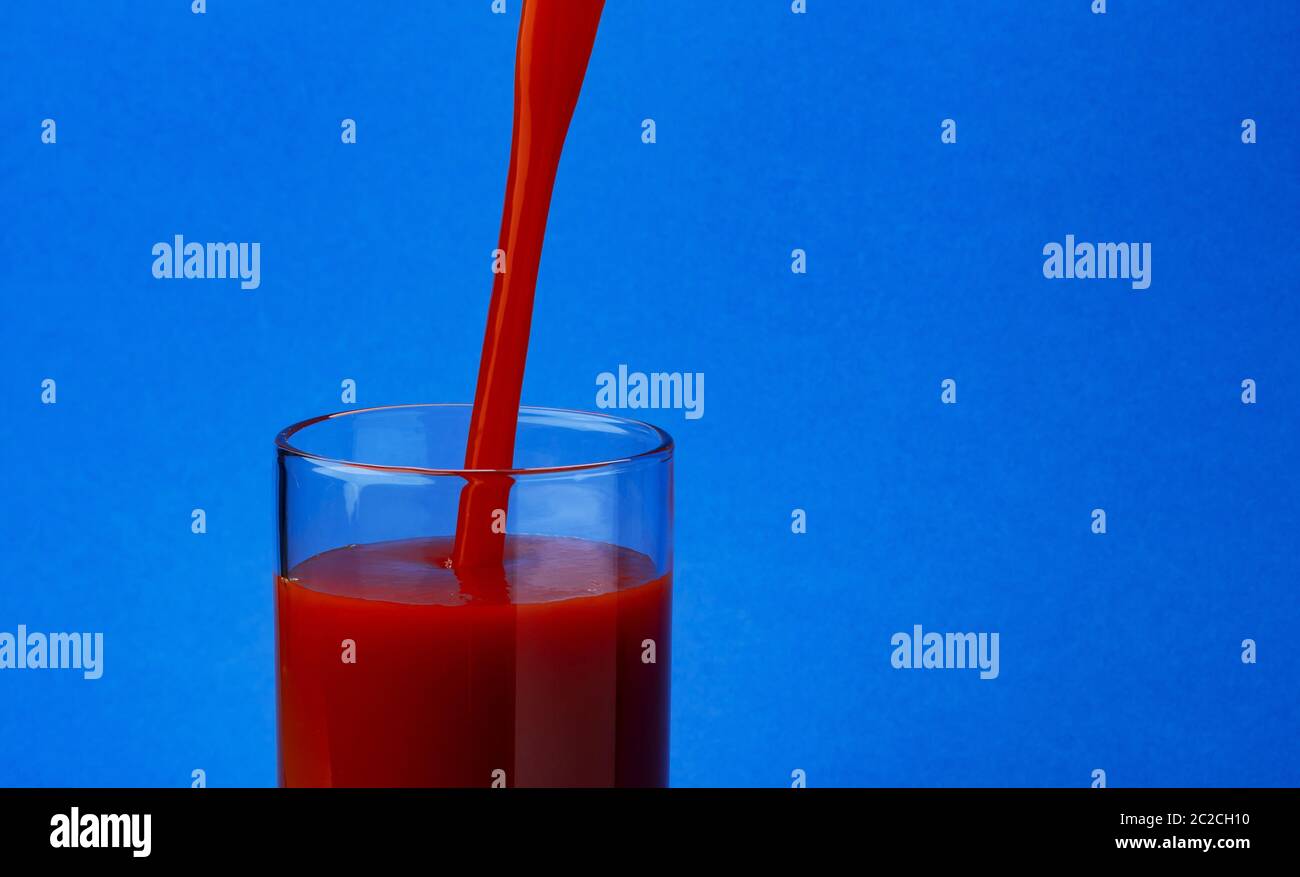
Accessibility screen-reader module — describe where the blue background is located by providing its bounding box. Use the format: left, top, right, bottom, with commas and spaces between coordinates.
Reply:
1, 0, 1297, 787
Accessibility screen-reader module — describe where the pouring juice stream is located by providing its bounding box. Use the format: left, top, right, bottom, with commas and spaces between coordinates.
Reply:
452, 0, 607, 571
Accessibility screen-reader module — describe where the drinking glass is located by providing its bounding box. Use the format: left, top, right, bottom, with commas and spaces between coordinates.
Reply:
274, 404, 672, 787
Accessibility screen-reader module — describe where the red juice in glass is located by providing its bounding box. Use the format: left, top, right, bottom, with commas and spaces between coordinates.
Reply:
276, 533, 671, 787
274, 1, 668, 787
275, 406, 673, 787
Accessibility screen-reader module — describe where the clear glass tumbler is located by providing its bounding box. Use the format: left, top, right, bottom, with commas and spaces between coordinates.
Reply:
274, 404, 672, 787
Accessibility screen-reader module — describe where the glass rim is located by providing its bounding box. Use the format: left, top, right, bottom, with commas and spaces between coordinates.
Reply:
275, 403, 674, 477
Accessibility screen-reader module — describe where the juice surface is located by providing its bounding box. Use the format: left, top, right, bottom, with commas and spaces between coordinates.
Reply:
276, 534, 671, 787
